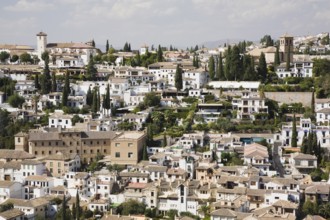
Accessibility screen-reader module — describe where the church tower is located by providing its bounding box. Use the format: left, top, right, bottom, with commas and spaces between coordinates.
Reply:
279, 34, 293, 63
36, 32, 47, 60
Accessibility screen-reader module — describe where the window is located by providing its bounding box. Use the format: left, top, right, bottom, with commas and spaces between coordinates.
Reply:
128, 152, 133, 158
17, 137, 21, 143
115, 143, 120, 147
115, 152, 120, 158
128, 143, 133, 147
50, 162, 53, 167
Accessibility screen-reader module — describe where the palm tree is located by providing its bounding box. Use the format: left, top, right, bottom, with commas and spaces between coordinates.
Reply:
198, 204, 210, 218
319, 202, 330, 218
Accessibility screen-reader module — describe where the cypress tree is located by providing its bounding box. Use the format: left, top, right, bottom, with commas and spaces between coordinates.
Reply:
142, 144, 148, 160
72, 203, 76, 220
62, 71, 70, 107
312, 132, 318, 154
135, 52, 141, 66
291, 114, 297, 147
208, 56, 215, 80
51, 72, 57, 92
217, 52, 224, 80
230, 45, 242, 81
76, 190, 80, 219
106, 40, 109, 53
174, 64, 183, 91
311, 90, 315, 114
224, 45, 231, 80
62, 194, 66, 220
157, 45, 163, 62
163, 133, 167, 147
306, 132, 313, 154
86, 55, 97, 81
258, 52, 267, 82
86, 86, 93, 106
103, 84, 111, 115
97, 87, 100, 112
301, 133, 308, 154
147, 124, 153, 145
91, 87, 98, 113
34, 74, 40, 90
91, 40, 95, 47
274, 46, 280, 66
41, 51, 52, 94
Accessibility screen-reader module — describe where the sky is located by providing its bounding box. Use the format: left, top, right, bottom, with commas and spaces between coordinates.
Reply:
0, 0, 329, 50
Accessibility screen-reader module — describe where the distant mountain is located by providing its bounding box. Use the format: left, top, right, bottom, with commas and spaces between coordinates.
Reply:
199, 38, 256, 49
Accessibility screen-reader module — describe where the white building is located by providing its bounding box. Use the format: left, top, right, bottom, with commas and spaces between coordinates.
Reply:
182, 69, 209, 90
49, 110, 73, 129
243, 143, 270, 176
0, 181, 22, 203
37, 31, 97, 67
234, 91, 268, 121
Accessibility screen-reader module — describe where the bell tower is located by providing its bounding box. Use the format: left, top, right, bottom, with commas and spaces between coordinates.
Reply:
279, 34, 293, 63
36, 31, 47, 60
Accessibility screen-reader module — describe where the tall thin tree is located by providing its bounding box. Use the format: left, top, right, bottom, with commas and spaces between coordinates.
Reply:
291, 114, 297, 147
174, 64, 183, 91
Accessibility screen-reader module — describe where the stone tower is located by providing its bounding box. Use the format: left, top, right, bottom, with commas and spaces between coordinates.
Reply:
279, 34, 294, 63
36, 31, 47, 60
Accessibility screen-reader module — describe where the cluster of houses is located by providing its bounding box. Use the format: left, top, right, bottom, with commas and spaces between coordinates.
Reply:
0, 125, 327, 219
0, 32, 329, 220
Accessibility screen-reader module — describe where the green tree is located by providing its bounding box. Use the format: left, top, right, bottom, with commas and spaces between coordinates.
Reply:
260, 35, 274, 47
0, 202, 13, 212
40, 51, 52, 94
302, 199, 318, 216
167, 209, 178, 220
51, 72, 57, 92
274, 46, 280, 66
91, 87, 98, 113
291, 114, 297, 147
208, 55, 215, 80
72, 115, 83, 126
55, 195, 72, 220
0, 51, 10, 63
258, 52, 267, 82
301, 133, 308, 154
76, 190, 81, 220
62, 71, 70, 107
103, 84, 111, 115
146, 124, 153, 145
86, 55, 97, 81
318, 202, 330, 218
224, 45, 231, 80
198, 205, 210, 219
163, 133, 167, 147
19, 52, 32, 63
10, 54, 19, 63
229, 45, 242, 81
34, 74, 40, 90
86, 87, 93, 106
142, 144, 148, 160
217, 52, 225, 80
91, 40, 95, 47
7, 93, 25, 108
157, 45, 163, 62
175, 64, 183, 91
117, 200, 146, 215
143, 92, 161, 107
105, 40, 109, 53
